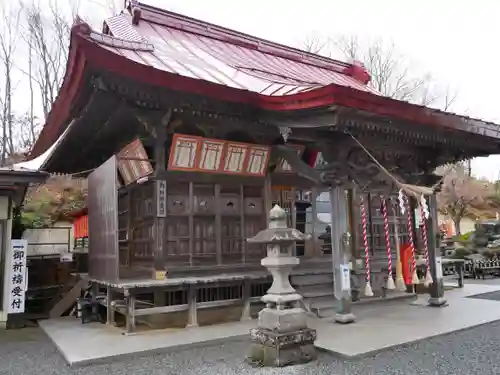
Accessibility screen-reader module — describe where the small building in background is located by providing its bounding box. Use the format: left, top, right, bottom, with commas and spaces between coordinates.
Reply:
0, 166, 48, 328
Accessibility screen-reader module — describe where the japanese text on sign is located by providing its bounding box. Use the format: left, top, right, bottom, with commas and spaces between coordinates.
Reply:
156, 180, 167, 218
8, 240, 27, 314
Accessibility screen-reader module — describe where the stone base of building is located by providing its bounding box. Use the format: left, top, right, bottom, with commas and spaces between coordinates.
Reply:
247, 327, 317, 367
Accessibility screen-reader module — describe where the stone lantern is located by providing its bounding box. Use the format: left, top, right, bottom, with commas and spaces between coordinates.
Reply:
246, 205, 317, 367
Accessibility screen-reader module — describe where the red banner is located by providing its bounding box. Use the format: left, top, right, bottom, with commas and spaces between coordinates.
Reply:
400, 243, 413, 285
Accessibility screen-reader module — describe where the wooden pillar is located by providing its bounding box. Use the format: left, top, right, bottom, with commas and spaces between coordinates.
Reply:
311, 188, 318, 257
153, 118, 167, 280
263, 175, 272, 225
347, 188, 359, 261
215, 184, 222, 265
106, 287, 115, 326
186, 284, 198, 327
366, 192, 375, 256
427, 194, 447, 306
291, 188, 297, 256
240, 279, 252, 321
329, 186, 356, 324
124, 289, 136, 334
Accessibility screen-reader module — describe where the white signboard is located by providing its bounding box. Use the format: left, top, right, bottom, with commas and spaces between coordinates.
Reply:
340, 264, 351, 291
435, 256, 443, 280
156, 179, 167, 218
8, 239, 28, 314
60, 252, 74, 263
414, 209, 421, 228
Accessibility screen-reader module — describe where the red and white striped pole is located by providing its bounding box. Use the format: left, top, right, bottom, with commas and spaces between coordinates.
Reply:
360, 197, 374, 297
381, 196, 396, 290
404, 194, 420, 285
420, 203, 433, 286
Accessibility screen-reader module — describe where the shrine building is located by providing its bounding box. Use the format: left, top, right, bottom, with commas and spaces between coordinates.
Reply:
22, 1, 500, 332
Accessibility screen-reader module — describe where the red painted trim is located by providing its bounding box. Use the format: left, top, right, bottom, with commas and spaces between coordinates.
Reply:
75, 34, 483, 129
30, 27, 499, 160
31, 30, 88, 158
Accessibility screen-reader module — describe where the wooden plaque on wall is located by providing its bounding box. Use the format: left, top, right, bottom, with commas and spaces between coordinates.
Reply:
168, 134, 201, 171
117, 138, 153, 185
246, 146, 270, 176
168, 133, 271, 177
198, 138, 225, 172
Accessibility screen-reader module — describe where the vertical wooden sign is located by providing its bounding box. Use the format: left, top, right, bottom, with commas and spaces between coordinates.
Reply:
8, 240, 28, 314
156, 180, 167, 218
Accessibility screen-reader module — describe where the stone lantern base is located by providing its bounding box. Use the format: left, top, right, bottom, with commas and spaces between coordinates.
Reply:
247, 308, 317, 367
246, 205, 317, 367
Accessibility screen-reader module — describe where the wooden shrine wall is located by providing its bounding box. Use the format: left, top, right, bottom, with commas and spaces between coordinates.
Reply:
352, 193, 410, 268
118, 181, 267, 273
88, 156, 120, 281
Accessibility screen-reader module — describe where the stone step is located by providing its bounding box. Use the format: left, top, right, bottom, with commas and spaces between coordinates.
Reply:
312, 291, 415, 318
298, 285, 334, 299
308, 296, 337, 317
290, 272, 333, 287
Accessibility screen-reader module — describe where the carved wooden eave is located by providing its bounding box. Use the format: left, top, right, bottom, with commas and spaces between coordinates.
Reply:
268, 135, 446, 192
263, 106, 500, 159
271, 145, 322, 184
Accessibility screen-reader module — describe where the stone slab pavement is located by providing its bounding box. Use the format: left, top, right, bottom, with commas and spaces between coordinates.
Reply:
39, 282, 500, 367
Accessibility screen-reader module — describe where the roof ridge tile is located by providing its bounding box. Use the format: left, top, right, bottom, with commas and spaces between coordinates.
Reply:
130, 2, 361, 76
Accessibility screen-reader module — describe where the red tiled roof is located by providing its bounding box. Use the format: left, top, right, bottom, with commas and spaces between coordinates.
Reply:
29, 2, 500, 159
103, 10, 376, 97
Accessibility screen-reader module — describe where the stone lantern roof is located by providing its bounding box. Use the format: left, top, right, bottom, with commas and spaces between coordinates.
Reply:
247, 205, 311, 244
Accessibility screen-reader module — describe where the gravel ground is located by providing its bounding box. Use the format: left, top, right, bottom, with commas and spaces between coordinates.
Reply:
2, 321, 500, 375
467, 290, 500, 301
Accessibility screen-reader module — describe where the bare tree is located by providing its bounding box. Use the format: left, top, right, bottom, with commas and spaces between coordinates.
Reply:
438, 164, 491, 235
302, 32, 330, 56
0, 3, 23, 164
301, 34, 457, 109
21, 2, 73, 119
88, 0, 121, 17
334, 35, 438, 105
12, 111, 42, 152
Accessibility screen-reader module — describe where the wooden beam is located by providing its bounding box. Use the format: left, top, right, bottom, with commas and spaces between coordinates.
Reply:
271, 145, 322, 184
48, 278, 88, 318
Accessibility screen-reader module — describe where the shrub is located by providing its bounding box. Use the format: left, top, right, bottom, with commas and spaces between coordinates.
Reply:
453, 247, 471, 259
452, 231, 475, 244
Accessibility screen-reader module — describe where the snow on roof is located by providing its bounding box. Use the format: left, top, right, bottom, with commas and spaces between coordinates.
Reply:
16, 120, 74, 172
